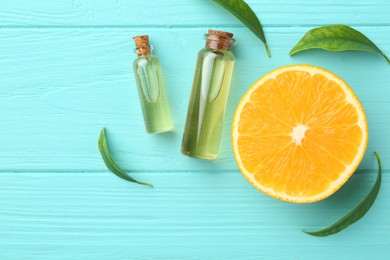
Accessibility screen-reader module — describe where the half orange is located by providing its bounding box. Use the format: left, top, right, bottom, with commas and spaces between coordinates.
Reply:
232, 65, 368, 203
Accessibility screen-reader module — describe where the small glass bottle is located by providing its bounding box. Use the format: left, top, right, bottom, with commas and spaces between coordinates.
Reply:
181, 30, 236, 160
133, 35, 173, 134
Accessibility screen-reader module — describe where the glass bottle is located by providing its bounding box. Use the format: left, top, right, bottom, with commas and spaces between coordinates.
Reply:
181, 30, 236, 160
133, 35, 173, 134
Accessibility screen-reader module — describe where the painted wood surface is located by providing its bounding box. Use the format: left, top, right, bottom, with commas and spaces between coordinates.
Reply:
0, 171, 389, 259
1, 27, 389, 171
0, 0, 389, 26
0, 0, 389, 259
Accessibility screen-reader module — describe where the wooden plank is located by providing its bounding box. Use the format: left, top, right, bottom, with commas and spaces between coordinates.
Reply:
0, 27, 389, 171
0, 0, 389, 26
0, 171, 388, 259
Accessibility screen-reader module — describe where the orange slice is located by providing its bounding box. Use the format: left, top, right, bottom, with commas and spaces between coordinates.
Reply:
232, 65, 368, 203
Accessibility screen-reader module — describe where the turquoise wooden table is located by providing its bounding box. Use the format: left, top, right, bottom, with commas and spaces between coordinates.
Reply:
1, 0, 389, 259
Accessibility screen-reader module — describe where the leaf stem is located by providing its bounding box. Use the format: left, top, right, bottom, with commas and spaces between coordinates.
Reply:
265, 43, 271, 57
375, 151, 381, 170
136, 181, 154, 188
383, 53, 390, 64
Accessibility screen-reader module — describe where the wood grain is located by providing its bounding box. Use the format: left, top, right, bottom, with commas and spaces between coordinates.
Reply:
0, 0, 389, 26
1, 0, 389, 258
0, 171, 388, 259
0, 27, 389, 171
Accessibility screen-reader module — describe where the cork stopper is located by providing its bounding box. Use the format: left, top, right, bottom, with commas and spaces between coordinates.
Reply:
208, 30, 234, 39
205, 29, 235, 51
133, 35, 151, 56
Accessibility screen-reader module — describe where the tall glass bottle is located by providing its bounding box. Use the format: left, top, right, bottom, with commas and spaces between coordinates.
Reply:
181, 30, 236, 160
133, 35, 173, 134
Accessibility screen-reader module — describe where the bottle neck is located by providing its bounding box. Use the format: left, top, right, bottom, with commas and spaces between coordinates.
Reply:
135, 45, 152, 56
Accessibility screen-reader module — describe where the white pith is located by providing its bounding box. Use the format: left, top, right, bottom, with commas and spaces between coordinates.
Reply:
231, 65, 368, 203
290, 124, 309, 146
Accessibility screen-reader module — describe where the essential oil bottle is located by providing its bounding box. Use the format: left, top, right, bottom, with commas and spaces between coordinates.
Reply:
181, 30, 236, 160
133, 35, 173, 134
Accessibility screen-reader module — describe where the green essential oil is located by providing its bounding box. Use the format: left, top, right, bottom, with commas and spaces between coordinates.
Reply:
133, 35, 173, 134
181, 30, 236, 160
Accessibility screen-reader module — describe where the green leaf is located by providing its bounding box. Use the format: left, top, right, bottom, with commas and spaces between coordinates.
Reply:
304, 152, 382, 237
290, 24, 389, 64
98, 128, 153, 187
210, 0, 270, 57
